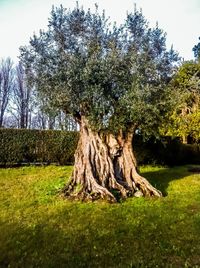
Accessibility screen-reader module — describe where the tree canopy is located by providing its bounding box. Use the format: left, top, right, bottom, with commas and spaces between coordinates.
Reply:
20, 4, 179, 136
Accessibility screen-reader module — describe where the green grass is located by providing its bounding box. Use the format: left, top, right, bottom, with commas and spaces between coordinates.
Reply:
0, 165, 200, 267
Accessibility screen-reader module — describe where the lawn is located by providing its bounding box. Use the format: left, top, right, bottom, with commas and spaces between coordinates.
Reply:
0, 165, 200, 268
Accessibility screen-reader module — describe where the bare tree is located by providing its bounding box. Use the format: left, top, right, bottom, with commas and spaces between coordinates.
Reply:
0, 58, 14, 127
57, 112, 78, 131
11, 62, 33, 128
31, 111, 52, 129
36, 97, 57, 129
3, 114, 18, 128
1, 59, 77, 130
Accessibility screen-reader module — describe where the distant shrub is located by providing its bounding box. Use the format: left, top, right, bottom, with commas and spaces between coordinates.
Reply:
134, 136, 200, 166
0, 128, 79, 166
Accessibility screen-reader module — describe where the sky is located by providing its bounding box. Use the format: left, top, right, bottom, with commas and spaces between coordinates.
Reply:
0, 0, 199, 62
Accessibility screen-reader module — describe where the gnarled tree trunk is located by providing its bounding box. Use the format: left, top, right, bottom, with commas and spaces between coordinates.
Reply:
63, 117, 162, 202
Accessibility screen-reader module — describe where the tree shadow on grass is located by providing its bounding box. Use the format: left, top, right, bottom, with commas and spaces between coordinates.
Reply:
140, 166, 191, 196
1, 193, 200, 268
1, 165, 200, 267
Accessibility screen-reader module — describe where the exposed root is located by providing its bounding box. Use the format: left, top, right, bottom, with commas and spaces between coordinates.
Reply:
63, 117, 162, 202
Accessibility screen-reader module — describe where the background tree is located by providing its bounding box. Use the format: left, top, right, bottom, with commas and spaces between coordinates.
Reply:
161, 61, 200, 143
20, 4, 179, 201
0, 58, 14, 127
193, 37, 200, 62
32, 96, 57, 129
10, 62, 33, 128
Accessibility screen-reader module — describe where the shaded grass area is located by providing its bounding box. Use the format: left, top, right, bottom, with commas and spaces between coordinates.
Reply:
0, 165, 200, 267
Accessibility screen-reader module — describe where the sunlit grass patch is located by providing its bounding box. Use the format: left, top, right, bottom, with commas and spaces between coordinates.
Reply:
0, 165, 200, 267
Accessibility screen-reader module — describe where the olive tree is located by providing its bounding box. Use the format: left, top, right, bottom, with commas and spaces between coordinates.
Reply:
20, 4, 179, 201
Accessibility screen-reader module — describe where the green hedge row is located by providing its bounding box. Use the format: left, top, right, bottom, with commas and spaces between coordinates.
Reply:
0, 128, 79, 166
0, 128, 199, 167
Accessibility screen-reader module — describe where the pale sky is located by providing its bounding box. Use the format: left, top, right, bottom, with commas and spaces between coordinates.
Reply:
0, 0, 199, 62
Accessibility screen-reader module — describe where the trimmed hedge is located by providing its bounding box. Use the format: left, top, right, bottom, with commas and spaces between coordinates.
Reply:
0, 128, 79, 166
0, 128, 199, 167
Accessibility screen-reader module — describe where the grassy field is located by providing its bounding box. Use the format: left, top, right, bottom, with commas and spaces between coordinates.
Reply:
0, 165, 200, 268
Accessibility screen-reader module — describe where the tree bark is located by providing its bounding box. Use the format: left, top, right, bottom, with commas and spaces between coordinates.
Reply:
63, 117, 162, 202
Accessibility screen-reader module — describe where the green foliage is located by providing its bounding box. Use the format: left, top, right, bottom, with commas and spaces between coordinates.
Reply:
1, 165, 200, 267
160, 61, 200, 142
193, 37, 200, 61
0, 128, 79, 165
20, 4, 179, 135
134, 136, 200, 166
